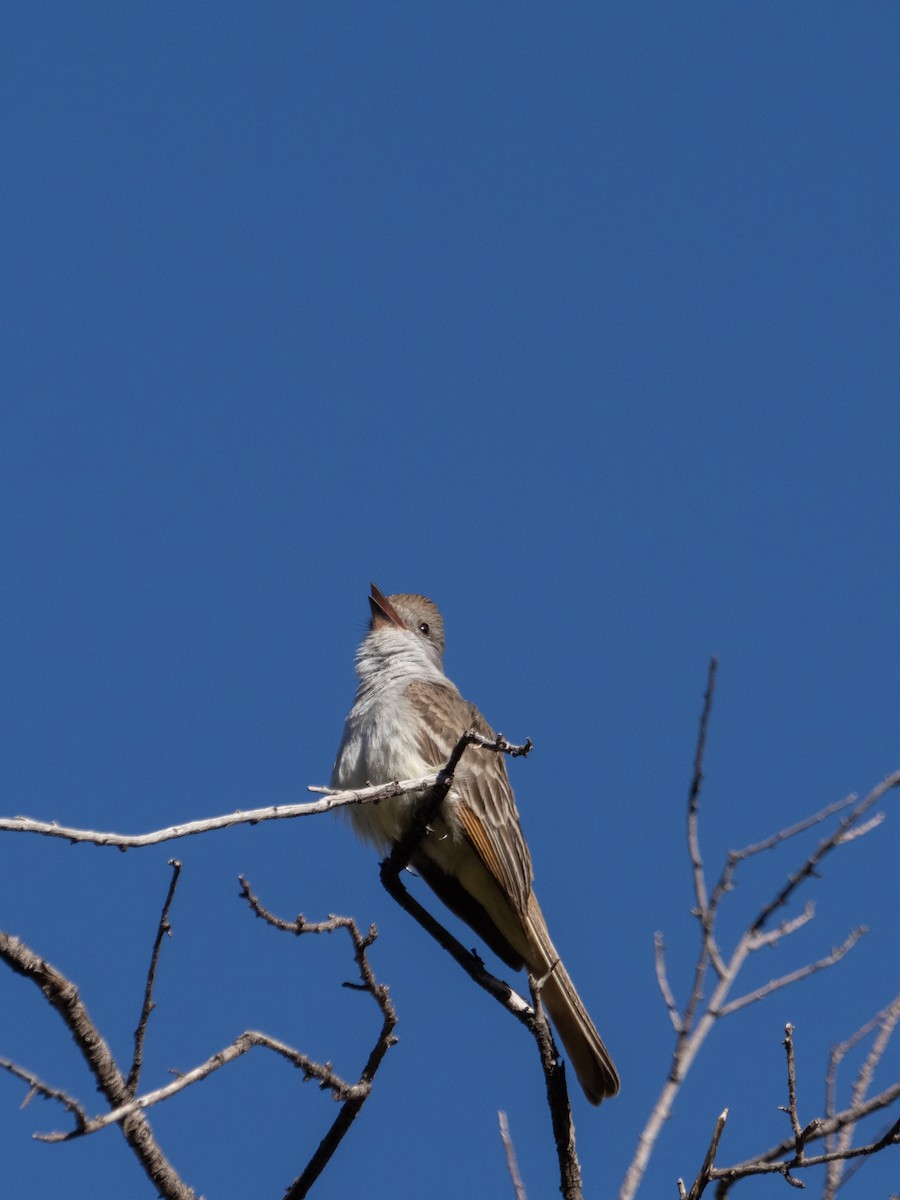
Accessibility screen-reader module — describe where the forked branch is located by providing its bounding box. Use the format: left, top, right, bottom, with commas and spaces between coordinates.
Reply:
620, 658, 900, 1200
1, 866, 398, 1200
378, 729, 584, 1200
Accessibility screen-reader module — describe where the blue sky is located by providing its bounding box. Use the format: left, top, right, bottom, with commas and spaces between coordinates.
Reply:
1, 4, 898, 1198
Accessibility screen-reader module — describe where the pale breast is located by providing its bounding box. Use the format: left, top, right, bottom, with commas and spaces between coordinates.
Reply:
333, 685, 440, 848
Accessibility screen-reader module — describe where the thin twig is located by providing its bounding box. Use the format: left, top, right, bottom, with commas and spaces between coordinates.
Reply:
127, 859, 182, 1096
620, 657, 900, 1200
745, 901, 815, 949
751, 771, 900, 935
0, 735, 534, 851
528, 977, 583, 1200
781, 1025, 804, 1149
683, 1108, 728, 1200
712, 1118, 900, 1186
499, 1110, 528, 1200
0, 931, 196, 1199
237, 878, 399, 1200
377, 730, 534, 1020
0, 775, 451, 848
687, 657, 718, 923
36, 1030, 367, 1141
730, 795, 860, 861
824, 991, 900, 1199
653, 933, 681, 1033
721, 1079, 900, 1172
0, 1059, 88, 1128
377, 730, 584, 1199
622, 665, 721, 1200
716, 928, 867, 1017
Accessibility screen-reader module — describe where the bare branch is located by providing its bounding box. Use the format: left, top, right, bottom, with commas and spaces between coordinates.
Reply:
834, 812, 885, 843
377, 729, 534, 1022
525, 977, 583, 1200
0, 1059, 88, 1128
653, 933, 681, 1033
729, 794, 860, 862
780, 1024, 809, 1155
707, 1023, 900, 1197
717, 927, 867, 1017
2, 862, 399, 1200
375, 730, 586, 1199
499, 1110, 528, 1200
0, 774, 447, 848
824, 992, 900, 1199
751, 771, 900, 934
682, 1108, 728, 1200
721, 1079, 900, 1176
687, 657, 718, 922
712, 1119, 900, 1188
621, 662, 899, 1200
37, 1029, 367, 1142
680, 659, 721, 1050
127, 859, 182, 1096
622, 664, 721, 1200
745, 901, 815, 949
844, 991, 900, 1122
237, 878, 399, 1200
0, 930, 196, 1200
0, 734, 534, 851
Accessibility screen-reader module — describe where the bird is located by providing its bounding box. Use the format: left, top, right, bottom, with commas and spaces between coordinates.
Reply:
331, 582, 619, 1104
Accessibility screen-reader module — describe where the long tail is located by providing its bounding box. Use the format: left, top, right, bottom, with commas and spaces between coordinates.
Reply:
525, 894, 619, 1105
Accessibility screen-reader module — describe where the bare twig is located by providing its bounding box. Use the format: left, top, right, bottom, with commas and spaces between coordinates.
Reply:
0, 732, 533, 852
685, 1024, 900, 1198
824, 992, 900, 1199
709, 1028, 900, 1199
682, 1108, 728, 1200
653, 933, 681, 1034
728, 794, 860, 862
619, 657, 900, 1200
731, 1078, 900, 1173
744, 901, 815, 949
622, 661, 720, 1200
36, 1029, 367, 1141
782, 1024, 804, 1148
716, 927, 867, 1017
0, 931, 196, 1200
712, 1118, 900, 1190
377, 729, 535, 1020
687, 658, 718, 922
127, 859, 182, 1096
0, 775, 450, 848
383, 728, 532, 884
499, 1110, 528, 1200
681, 659, 721, 1035
238, 878, 399, 1200
750, 772, 900, 935
376, 730, 584, 1199
0, 1059, 88, 1127
528, 977, 583, 1200
1, 878, 398, 1200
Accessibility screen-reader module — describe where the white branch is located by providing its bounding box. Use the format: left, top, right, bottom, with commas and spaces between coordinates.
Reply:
716, 928, 866, 1017
36, 1030, 365, 1142
0, 776, 439, 848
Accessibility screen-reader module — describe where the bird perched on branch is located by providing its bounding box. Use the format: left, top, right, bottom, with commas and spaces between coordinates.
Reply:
331, 583, 619, 1104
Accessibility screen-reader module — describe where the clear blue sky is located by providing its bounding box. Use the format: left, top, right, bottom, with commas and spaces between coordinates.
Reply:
1, 5, 898, 1198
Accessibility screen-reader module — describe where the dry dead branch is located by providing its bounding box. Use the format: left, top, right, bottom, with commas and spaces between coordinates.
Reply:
620, 659, 900, 1200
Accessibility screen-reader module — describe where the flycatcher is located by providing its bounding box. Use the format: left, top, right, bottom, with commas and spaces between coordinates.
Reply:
331, 583, 619, 1104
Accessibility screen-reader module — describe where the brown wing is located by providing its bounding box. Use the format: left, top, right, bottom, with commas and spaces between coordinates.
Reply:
406, 678, 533, 917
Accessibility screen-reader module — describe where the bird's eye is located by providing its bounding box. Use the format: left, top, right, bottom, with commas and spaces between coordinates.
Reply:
419, 622, 430, 636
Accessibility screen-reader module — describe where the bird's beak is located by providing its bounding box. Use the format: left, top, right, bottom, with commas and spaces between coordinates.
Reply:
369, 582, 405, 630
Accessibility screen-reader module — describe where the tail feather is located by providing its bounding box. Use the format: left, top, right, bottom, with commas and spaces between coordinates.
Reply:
525, 894, 619, 1105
